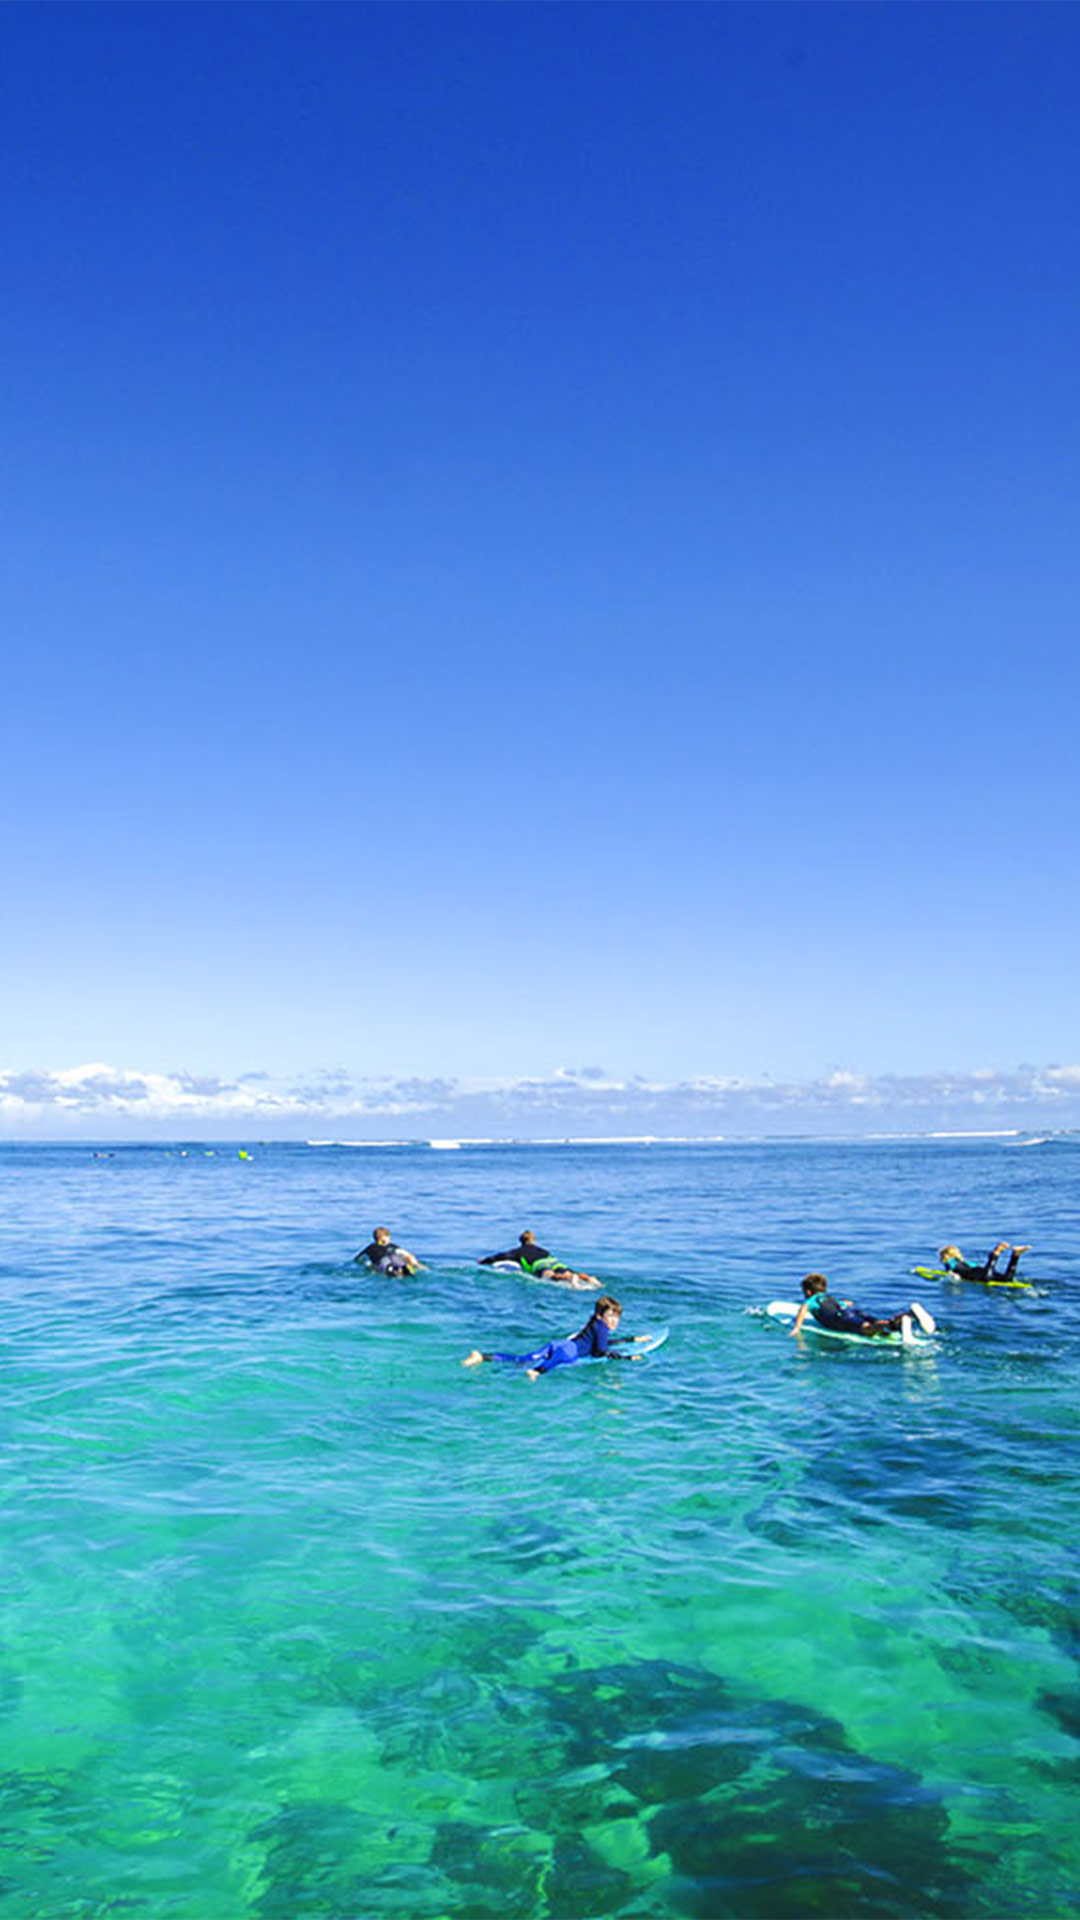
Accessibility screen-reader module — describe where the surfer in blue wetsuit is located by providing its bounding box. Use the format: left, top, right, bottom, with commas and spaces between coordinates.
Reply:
479, 1229, 598, 1288
792, 1274, 935, 1341
462, 1295, 646, 1380
939, 1243, 1030, 1283
354, 1227, 423, 1276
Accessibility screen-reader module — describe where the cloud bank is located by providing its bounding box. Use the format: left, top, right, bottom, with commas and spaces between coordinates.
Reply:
2, 1061, 1080, 1139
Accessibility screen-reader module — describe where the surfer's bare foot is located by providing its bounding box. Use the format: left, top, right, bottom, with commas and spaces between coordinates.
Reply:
463, 1350, 484, 1367
1013, 1245, 1031, 1255
526, 1368, 541, 1382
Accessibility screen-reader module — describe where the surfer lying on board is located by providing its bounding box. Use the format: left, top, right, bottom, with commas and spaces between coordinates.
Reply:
479, 1229, 598, 1289
463, 1295, 646, 1379
938, 1243, 1030, 1283
354, 1227, 423, 1276
792, 1274, 936, 1341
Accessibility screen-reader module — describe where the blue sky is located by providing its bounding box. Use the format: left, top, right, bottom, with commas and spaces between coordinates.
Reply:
2, 3, 1078, 1137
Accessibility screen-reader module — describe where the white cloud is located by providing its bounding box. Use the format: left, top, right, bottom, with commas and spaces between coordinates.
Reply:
1, 1060, 1080, 1139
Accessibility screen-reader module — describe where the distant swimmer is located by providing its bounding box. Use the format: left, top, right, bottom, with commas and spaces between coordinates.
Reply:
354, 1227, 423, 1277
462, 1295, 647, 1380
938, 1243, 1030, 1284
792, 1274, 936, 1342
478, 1229, 598, 1288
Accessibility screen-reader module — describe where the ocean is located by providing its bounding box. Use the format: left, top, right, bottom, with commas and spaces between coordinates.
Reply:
0, 1136, 1077, 1918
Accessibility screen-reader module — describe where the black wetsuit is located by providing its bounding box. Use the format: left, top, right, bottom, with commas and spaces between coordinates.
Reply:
356, 1240, 414, 1276
480, 1243, 553, 1272
945, 1249, 1022, 1283
809, 1293, 900, 1336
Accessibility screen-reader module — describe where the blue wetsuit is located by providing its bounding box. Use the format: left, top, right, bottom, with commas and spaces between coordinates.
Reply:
486, 1315, 621, 1373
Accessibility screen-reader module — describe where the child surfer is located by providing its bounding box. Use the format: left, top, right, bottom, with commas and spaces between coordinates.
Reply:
792, 1274, 935, 1342
478, 1229, 598, 1288
354, 1227, 423, 1276
463, 1295, 647, 1380
938, 1243, 1030, 1283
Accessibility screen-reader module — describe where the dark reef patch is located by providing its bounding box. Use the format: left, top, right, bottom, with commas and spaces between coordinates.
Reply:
516, 1658, 972, 1919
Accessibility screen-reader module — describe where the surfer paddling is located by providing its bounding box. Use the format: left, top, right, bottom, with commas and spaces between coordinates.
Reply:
938, 1243, 1030, 1284
462, 1295, 648, 1379
479, 1229, 598, 1289
792, 1274, 936, 1342
354, 1227, 423, 1276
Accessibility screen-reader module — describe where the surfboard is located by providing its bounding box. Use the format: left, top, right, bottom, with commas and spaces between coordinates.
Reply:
479, 1260, 600, 1289
614, 1326, 669, 1358
766, 1301, 926, 1347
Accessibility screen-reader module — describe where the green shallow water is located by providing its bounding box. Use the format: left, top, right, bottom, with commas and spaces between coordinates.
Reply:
0, 1138, 1077, 1916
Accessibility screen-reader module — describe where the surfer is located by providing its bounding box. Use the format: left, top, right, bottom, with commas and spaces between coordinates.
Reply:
479, 1229, 597, 1288
463, 1295, 646, 1379
354, 1227, 423, 1276
938, 1243, 1030, 1284
792, 1274, 935, 1341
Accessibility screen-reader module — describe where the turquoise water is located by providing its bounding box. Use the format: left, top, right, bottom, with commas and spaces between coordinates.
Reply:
1, 1138, 1077, 1918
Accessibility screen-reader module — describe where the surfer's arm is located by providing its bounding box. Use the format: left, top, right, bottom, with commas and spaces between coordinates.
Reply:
581, 1322, 637, 1361
791, 1302, 810, 1334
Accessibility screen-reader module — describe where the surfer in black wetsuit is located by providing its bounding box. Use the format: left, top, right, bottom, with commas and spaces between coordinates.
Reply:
939, 1243, 1030, 1283
478, 1230, 598, 1288
479, 1230, 552, 1270
791, 1274, 935, 1340
354, 1227, 422, 1276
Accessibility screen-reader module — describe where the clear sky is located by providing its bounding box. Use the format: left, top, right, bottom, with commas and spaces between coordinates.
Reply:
2, 2, 1078, 1136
